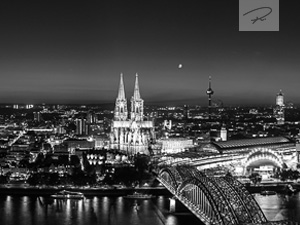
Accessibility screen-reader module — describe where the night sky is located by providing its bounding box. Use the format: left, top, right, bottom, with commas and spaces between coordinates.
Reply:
0, 1, 299, 106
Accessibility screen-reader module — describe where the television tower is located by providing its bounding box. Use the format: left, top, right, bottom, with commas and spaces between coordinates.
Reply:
206, 76, 214, 120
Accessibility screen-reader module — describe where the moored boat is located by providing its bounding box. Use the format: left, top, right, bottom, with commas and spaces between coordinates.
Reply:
260, 190, 276, 196
124, 192, 154, 199
51, 190, 84, 199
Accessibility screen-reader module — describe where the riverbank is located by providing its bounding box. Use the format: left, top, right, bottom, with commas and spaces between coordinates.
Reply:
1, 181, 299, 196
0, 185, 170, 196
245, 181, 300, 194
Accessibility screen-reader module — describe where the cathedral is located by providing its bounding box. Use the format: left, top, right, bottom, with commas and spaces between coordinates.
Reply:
109, 73, 155, 155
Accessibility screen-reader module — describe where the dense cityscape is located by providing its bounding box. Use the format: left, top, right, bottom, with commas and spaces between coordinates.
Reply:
1, 75, 300, 188
1, 1, 300, 224
2, 74, 300, 225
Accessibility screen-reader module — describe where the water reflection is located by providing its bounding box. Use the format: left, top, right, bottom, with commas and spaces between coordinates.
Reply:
1, 193, 300, 225
0, 196, 167, 225
254, 193, 299, 222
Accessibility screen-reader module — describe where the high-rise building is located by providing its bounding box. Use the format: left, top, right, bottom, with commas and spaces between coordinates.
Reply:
220, 127, 227, 141
274, 90, 285, 125
296, 134, 300, 163
26, 104, 34, 109
86, 112, 96, 124
276, 90, 284, 106
75, 118, 87, 135
33, 112, 42, 122
183, 105, 190, 119
110, 73, 155, 155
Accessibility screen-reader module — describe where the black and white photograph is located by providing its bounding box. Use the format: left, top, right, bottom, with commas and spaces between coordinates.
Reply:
0, 1, 300, 224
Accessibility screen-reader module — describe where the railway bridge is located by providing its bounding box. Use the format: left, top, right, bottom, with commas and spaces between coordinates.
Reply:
157, 165, 298, 225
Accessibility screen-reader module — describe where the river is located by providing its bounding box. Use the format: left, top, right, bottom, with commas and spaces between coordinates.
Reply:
0, 193, 300, 225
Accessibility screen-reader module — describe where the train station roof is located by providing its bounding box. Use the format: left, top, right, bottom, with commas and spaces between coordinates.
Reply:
210, 136, 293, 153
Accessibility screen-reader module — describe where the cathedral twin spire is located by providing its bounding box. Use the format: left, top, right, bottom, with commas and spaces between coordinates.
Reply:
133, 73, 141, 100
117, 73, 126, 100
114, 73, 144, 121
114, 73, 128, 121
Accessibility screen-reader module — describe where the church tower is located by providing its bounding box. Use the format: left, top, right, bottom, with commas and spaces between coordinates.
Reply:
114, 73, 128, 121
274, 89, 285, 125
276, 89, 284, 106
130, 73, 144, 121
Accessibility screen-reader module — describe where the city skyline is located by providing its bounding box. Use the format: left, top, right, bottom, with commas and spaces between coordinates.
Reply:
0, 1, 299, 106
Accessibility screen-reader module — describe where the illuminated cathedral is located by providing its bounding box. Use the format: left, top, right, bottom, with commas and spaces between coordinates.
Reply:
109, 73, 155, 155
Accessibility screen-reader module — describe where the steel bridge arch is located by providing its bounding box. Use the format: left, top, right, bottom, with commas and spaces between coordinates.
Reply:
212, 177, 256, 224
158, 166, 299, 225
175, 166, 265, 223
223, 176, 267, 223
244, 147, 284, 169
178, 177, 240, 225
175, 167, 267, 224
175, 165, 205, 179
178, 181, 225, 225
158, 166, 205, 190
174, 166, 254, 223
159, 167, 183, 191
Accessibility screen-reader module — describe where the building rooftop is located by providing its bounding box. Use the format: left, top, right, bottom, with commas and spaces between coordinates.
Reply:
162, 151, 217, 159
211, 136, 292, 151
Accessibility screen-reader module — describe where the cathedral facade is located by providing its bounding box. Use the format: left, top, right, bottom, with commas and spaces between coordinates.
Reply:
110, 73, 155, 155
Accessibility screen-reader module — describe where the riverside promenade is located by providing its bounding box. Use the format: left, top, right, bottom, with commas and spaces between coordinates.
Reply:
0, 184, 170, 196
1, 179, 299, 196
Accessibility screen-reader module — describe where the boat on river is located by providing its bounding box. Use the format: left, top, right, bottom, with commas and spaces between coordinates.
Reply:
124, 192, 154, 199
260, 190, 277, 196
51, 190, 84, 199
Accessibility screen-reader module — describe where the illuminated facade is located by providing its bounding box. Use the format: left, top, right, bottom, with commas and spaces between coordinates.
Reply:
276, 90, 284, 106
159, 137, 297, 174
110, 74, 155, 155
75, 118, 87, 135
273, 90, 285, 125
158, 137, 194, 154
220, 127, 227, 141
